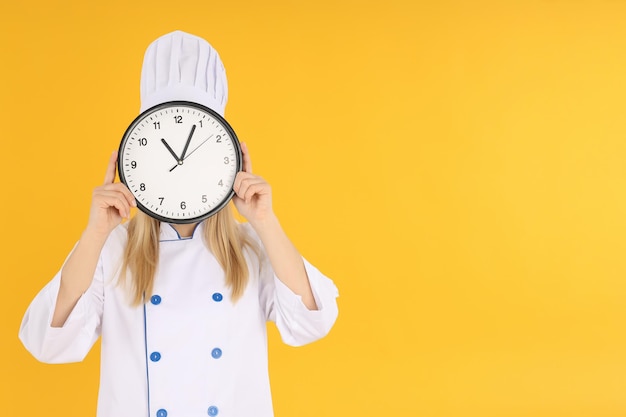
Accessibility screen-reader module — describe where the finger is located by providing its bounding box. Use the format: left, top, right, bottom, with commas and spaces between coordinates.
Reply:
103, 151, 118, 185
102, 183, 137, 207
110, 199, 130, 219
241, 142, 252, 174
234, 171, 256, 193
109, 196, 131, 219
236, 178, 268, 202
95, 190, 132, 215
242, 183, 270, 203
234, 175, 264, 196
112, 199, 130, 219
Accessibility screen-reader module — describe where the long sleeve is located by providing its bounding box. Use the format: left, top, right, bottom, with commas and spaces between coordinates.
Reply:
18, 247, 105, 364
246, 223, 340, 347
267, 258, 339, 346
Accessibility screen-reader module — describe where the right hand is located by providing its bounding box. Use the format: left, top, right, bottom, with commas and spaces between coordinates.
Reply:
85, 151, 136, 239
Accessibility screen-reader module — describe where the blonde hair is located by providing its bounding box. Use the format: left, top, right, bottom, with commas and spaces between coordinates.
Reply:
120, 206, 256, 305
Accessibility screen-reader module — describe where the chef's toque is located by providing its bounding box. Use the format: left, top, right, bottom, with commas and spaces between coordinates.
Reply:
140, 30, 228, 116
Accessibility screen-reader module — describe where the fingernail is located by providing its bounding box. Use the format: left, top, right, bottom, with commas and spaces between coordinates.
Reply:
132, 200, 137, 207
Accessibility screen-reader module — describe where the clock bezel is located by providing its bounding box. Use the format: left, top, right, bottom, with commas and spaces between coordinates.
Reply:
117, 100, 242, 225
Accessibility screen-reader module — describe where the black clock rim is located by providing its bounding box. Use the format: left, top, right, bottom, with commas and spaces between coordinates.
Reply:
117, 100, 243, 225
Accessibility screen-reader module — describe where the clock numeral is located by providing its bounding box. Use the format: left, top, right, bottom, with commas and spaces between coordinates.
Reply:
218, 180, 223, 186
153, 121, 160, 129
198, 120, 203, 128
131, 161, 137, 169
174, 115, 182, 124
180, 201, 186, 210
223, 157, 229, 164
139, 138, 148, 146
202, 195, 207, 203
216, 135, 222, 143
158, 197, 164, 206
140, 183, 146, 191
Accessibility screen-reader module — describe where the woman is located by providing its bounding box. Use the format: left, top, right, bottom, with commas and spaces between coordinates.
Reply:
19, 30, 339, 417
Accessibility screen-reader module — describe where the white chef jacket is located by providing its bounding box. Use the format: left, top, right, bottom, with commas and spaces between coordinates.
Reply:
19, 221, 339, 417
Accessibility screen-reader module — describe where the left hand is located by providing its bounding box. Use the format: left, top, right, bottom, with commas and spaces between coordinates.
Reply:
233, 142, 274, 226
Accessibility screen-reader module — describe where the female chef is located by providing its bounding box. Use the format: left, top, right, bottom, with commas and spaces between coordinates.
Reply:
19, 30, 339, 417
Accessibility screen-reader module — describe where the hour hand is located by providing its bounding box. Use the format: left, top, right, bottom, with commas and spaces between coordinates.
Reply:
161, 138, 180, 163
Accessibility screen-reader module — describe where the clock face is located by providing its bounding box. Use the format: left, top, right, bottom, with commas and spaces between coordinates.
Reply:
118, 101, 242, 224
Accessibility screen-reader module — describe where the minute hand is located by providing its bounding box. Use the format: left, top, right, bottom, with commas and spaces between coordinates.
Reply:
179, 124, 196, 161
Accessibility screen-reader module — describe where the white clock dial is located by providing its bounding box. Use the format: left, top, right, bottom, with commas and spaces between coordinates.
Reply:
118, 101, 242, 224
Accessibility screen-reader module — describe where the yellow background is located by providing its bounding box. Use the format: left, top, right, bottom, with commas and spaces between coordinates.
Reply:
2, 0, 626, 416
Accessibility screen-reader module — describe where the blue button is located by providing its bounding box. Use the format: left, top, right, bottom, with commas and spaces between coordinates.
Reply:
208, 406, 219, 416
151, 295, 162, 305
157, 410, 167, 417
211, 348, 222, 359
212, 292, 223, 302
150, 352, 161, 362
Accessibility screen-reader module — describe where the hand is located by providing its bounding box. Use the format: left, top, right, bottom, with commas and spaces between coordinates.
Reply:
180, 124, 196, 161
85, 151, 137, 239
233, 143, 274, 226
231, 143, 318, 310
161, 138, 180, 163
169, 134, 213, 171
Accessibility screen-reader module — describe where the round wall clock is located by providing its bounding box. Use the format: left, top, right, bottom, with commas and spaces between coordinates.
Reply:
118, 101, 242, 224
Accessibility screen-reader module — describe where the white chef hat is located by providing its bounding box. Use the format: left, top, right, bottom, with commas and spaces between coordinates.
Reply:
140, 30, 228, 116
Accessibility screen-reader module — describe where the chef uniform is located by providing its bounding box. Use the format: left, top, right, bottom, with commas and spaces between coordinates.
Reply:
18, 31, 339, 417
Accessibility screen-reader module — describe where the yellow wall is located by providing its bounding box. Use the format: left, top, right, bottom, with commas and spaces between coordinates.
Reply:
3, 0, 626, 416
